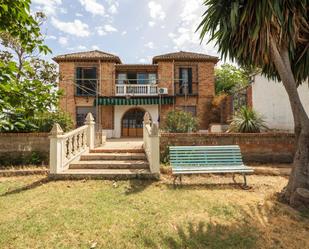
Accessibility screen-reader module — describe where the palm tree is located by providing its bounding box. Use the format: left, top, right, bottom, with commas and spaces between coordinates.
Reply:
198, 0, 309, 208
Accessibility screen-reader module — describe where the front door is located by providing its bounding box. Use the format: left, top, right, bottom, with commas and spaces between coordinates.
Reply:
122, 108, 145, 137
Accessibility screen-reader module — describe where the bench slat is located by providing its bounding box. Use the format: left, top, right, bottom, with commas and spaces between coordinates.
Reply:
169, 145, 254, 176
173, 169, 253, 174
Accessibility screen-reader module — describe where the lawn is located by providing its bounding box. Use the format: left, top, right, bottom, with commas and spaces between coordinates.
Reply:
0, 174, 308, 249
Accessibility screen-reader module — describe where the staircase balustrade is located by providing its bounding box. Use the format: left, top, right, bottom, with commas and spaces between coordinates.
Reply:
49, 113, 95, 174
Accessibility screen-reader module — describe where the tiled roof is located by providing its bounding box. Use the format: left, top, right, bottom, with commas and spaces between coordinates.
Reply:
53, 50, 121, 63
152, 51, 218, 63
116, 64, 158, 71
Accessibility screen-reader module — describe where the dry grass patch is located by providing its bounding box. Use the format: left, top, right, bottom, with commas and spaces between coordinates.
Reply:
0, 174, 308, 249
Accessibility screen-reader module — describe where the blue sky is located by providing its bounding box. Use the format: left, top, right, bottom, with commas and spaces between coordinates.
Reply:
31, 0, 219, 64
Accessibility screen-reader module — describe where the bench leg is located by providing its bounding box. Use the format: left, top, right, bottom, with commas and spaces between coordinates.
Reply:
232, 173, 236, 184
173, 175, 178, 186
241, 173, 250, 190
232, 173, 250, 190
173, 175, 183, 187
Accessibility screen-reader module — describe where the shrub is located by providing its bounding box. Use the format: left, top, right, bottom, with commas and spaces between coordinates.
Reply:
32, 111, 73, 132
228, 107, 267, 133
0, 151, 48, 167
164, 110, 198, 133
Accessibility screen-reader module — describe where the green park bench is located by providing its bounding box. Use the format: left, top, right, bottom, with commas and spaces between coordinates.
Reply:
169, 145, 254, 188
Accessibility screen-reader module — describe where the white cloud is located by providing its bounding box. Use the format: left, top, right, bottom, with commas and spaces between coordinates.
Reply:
77, 45, 87, 50
76, 13, 83, 17
60, 8, 67, 14
96, 24, 118, 36
51, 18, 90, 37
139, 58, 147, 63
167, 0, 218, 55
32, 0, 62, 16
79, 0, 105, 16
45, 35, 57, 40
148, 21, 155, 27
96, 27, 106, 36
92, 45, 99, 50
121, 31, 127, 36
106, 0, 119, 14
104, 24, 117, 32
145, 42, 155, 49
68, 45, 87, 51
108, 2, 119, 14
58, 36, 68, 45
148, 1, 166, 20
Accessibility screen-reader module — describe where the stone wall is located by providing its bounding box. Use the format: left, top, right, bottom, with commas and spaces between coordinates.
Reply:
157, 60, 216, 130
0, 133, 49, 166
160, 132, 295, 163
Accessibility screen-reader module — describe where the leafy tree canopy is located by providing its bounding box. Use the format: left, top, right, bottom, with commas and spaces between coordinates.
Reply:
0, 1, 61, 132
198, 0, 309, 85
215, 64, 249, 94
0, 0, 49, 53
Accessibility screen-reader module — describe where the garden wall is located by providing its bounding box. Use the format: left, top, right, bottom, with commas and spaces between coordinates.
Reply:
0, 133, 49, 166
160, 132, 295, 163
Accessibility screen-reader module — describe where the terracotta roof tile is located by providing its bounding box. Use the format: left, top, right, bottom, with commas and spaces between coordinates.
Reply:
152, 51, 218, 63
53, 50, 121, 63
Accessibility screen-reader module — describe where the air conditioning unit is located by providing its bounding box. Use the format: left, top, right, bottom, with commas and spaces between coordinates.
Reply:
158, 87, 168, 94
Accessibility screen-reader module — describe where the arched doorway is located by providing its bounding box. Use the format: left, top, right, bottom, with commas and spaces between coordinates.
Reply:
121, 108, 146, 137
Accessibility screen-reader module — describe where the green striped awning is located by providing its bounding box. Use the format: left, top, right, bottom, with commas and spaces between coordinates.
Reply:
95, 96, 174, 106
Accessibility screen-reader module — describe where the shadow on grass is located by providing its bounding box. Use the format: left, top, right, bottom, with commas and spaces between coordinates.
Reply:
124, 179, 156, 195
0, 177, 50, 197
142, 220, 258, 249
142, 200, 309, 249
164, 182, 246, 191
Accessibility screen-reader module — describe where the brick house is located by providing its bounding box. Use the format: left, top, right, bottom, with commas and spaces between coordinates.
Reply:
53, 50, 218, 138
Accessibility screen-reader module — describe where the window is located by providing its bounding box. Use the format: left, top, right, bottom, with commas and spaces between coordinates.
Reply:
179, 68, 192, 94
117, 73, 127, 84
76, 67, 97, 96
180, 106, 197, 116
148, 73, 157, 84
137, 73, 148, 84
127, 73, 137, 84
76, 107, 96, 127
117, 73, 157, 85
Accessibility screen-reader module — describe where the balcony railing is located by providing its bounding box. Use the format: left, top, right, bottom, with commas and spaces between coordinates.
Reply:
115, 84, 158, 96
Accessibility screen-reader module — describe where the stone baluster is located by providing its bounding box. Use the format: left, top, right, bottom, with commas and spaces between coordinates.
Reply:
82, 130, 87, 148
78, 132, 83, 152
49, 123, 64, 174
85, 113, 95, 150
73, 134, 78, 155
67, 136, 73, 159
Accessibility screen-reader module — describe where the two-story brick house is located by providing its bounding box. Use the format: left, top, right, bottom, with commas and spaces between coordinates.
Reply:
53, 50, 218, 138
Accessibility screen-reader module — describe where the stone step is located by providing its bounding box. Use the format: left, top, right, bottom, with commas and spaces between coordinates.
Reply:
69, 160, 149, 170
50, 168, 157, 180
90, 148, 144, 153
80, 152, 146, 161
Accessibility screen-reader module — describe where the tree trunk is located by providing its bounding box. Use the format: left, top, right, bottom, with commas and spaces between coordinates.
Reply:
270, 37, 309, 208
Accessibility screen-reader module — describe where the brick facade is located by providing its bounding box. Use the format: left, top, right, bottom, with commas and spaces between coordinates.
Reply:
55, 50, 218, 134
157, 61, 216, 129
161, 132, 295, 163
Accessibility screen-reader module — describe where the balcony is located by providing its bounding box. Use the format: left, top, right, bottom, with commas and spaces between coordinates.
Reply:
115, 84, 158, 96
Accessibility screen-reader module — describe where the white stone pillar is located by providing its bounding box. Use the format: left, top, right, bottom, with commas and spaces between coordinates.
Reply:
85, 112, 95, 150
149, 123, 160, 174
49, 123, 64, 174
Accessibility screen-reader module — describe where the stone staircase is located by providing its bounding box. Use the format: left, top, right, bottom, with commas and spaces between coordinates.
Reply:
49, 113, 160, 179
56, 144, 155, 180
